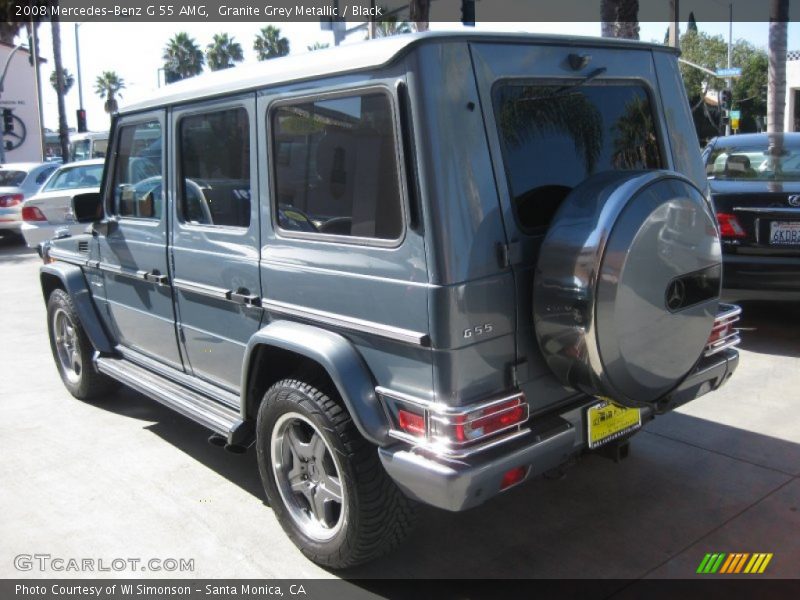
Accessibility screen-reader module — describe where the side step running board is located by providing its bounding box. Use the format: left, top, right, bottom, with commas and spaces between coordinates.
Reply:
95, 356, 251, 445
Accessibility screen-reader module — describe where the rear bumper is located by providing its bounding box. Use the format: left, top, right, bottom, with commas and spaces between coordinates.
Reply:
722, 252, 800, 300
380, 348, 738, 512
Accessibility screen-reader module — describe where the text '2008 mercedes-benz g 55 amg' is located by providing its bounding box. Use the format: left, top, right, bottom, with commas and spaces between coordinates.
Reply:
39, 32, 740, 568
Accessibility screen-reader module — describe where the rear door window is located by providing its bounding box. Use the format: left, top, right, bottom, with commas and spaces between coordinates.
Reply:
178, 107, 251, 228
270, 91, 404, 241
493, 83, 663, 231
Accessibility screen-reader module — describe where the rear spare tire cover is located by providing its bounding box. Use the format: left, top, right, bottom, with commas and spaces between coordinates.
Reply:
533, 171, 721, 406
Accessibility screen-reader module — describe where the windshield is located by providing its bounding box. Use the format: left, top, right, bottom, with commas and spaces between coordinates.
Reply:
70, 139, 91, 161
706, 142, 800, 182
0, 170, 26, 186
44, 164, 103, 191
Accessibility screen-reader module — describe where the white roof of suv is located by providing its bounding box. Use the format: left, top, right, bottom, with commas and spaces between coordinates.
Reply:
121, 31, 673, 115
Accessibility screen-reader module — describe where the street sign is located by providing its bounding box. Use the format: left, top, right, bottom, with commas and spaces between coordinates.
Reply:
716, 67, 742, 78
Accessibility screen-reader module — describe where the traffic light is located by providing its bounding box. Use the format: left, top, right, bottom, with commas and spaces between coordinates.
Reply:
720, 89, 732, 111
76, 109, 87, 133
461, 0, 475, 26
2, 109, 13, 134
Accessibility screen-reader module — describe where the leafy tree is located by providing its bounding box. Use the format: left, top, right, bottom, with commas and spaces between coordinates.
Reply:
206, 33, 244, 71
94, 71, 125, 126
307, 42, 329, 52
600, 0, 640, 40
253, 25, 289, 60
49, 68, 74, 95
372, 7, 412, 38
163, 32, 204, 83
679, 30, 768, 136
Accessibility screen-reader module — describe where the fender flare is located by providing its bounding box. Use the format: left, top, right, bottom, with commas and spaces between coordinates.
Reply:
40, 262, 115, 354
242, 320, 388, 446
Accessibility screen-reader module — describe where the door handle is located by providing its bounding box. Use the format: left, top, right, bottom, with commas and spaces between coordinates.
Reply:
226, 289, 261, 307
143, 270, 169, 285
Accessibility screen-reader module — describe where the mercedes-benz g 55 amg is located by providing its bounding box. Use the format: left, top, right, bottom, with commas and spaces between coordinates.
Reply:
39, 32, 740, 568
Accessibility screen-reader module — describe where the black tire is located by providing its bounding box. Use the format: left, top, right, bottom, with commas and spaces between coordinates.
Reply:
46, 288, 118, 400
256, 378, 416, 568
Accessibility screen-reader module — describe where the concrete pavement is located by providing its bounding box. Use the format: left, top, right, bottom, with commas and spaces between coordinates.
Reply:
0, 235, 798, 580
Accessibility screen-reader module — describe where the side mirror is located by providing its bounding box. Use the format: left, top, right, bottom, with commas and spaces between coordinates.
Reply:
72, 192, 104, 223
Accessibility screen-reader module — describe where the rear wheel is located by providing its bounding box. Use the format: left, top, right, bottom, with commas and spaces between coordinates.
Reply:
47, 289, 118, 400
256, 378, 416, 568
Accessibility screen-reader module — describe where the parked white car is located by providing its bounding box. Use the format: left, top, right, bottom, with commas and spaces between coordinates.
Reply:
21, 159, 103, 248
0, 162, 60, 237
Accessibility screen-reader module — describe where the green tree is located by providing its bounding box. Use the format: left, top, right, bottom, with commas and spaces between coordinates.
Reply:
372, 8, 412, 38
163, 32, 204, 83
206, 33, 244, 71
307, 42, 329, 52
49, 68, 74, 95
94, 71, 125, 126
253, 25, 289, 60
679, 30, 768, 136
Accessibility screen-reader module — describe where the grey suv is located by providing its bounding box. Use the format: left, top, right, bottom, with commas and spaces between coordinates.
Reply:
38, 32, 740, 568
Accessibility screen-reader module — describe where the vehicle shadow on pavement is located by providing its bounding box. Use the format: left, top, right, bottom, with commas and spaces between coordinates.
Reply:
736, 301, 800, 358
341, 413, 800, 580
89, 386, 265, 502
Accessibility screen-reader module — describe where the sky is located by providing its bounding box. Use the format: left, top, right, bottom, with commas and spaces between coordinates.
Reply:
22, 19, 800, 133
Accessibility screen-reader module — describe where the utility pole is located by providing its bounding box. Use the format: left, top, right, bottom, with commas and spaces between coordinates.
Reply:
74, 24, 84, 125
30, 19, 45, 160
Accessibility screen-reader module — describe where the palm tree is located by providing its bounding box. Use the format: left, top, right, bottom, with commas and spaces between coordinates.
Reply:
409, 0, 430, 32
206, 33, 244, 71
767, 0, 788, 134
600, 0, 640, 40
373, 9, 412, 38
253, 26, 289, 61
49, 68, 74, 95
307, 42, 329, 52
50, 17, 70, 162
163, 32, 204, 83
94, 71, 125, 127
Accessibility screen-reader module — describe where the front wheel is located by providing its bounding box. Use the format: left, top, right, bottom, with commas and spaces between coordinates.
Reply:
256, 378, 416, 568
46, 289, 117, 400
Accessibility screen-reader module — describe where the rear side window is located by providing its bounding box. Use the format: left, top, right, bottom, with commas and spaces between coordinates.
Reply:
494, 83, 662, 231
179, 107, 251, 228
111, 121, 163, 220
271, 91, 403, 241
35, 167, 56, 185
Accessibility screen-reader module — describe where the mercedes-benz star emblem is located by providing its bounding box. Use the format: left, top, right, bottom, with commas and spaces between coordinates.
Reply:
666, 279, 686, 312
789, 195, 800, 207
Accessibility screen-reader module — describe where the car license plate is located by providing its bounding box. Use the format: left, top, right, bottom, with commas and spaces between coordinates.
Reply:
587, 400, 641, 449
769, 221, 800, 245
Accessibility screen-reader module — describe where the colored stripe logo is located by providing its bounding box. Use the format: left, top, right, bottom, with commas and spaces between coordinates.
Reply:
696, 552, 773, 574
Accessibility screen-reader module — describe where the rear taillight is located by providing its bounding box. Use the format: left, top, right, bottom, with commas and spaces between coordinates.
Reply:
397, 409, 425, 437
22, 206, 47, 222
705, 303, 741, 357
433, 398, 528, 443
379, 389, 530, 458
0, 193, 23, 207
716, 212, 746, 239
